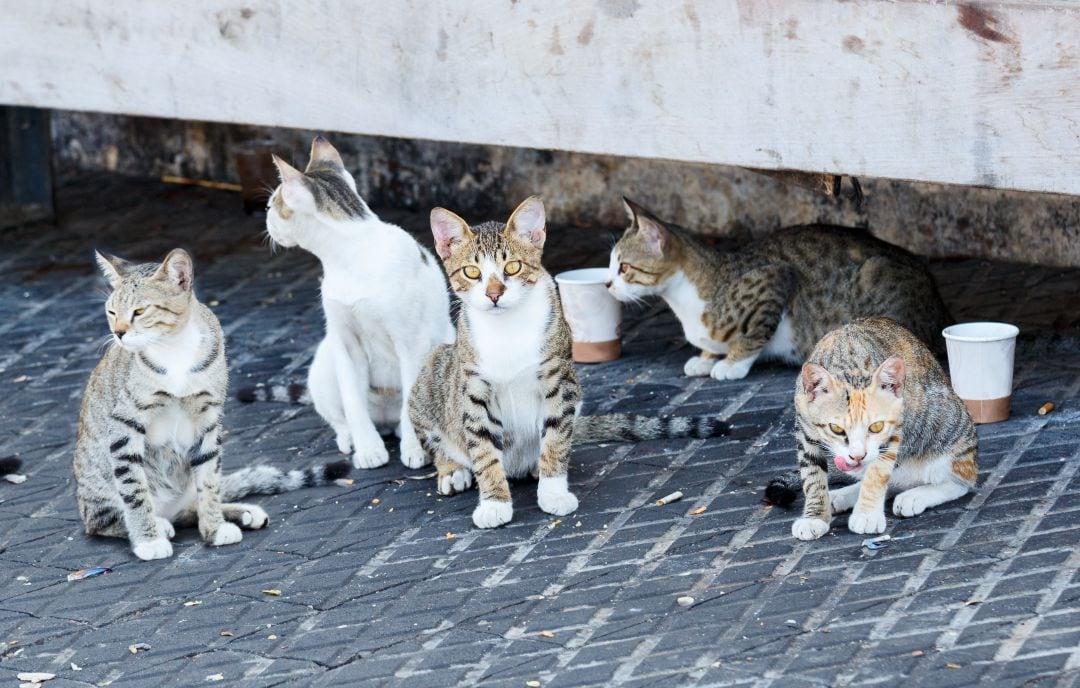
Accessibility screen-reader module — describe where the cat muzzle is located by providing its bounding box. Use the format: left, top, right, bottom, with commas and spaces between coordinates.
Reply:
834, 455, 863, 472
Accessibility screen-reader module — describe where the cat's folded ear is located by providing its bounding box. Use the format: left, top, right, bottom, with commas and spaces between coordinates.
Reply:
95, 250, 131, 289
271, 154, 304, 184
307, 136, 344, 170
872, 356, 906, 396
622, 198, 668, 256
154, 249, 194, 292
801, 363, 834, 402
430, 207, 473, 259
506, 195, 546, 249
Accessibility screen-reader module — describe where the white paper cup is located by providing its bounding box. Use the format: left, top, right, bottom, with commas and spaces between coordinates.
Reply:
555, 268, 622, 363
942, 322, 1019, 424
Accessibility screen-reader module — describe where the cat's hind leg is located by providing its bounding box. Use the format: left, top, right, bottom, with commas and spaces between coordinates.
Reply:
893, 447, 975, 517
310, 340, 352, 455
436, 451, 474, 496
221, 503, 270, 529
829, 482, 861, 515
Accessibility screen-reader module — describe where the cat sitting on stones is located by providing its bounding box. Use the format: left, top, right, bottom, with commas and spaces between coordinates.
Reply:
607, 198, 951, 381
75, 249, 348, 561
766, 317, 978, 540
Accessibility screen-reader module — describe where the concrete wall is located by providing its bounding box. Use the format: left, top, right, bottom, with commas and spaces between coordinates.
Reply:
51, 111, 1080, 267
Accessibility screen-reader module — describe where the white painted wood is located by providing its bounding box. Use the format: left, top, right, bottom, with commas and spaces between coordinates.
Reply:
1, 1, 1078, 195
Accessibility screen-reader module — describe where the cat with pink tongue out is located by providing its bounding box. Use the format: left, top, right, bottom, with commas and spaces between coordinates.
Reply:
766, 317, 978, 540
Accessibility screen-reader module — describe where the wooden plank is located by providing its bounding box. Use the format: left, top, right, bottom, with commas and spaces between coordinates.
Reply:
1, 1, 1078, 194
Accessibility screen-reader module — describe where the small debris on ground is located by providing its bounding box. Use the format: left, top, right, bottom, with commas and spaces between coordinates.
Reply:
539, 630, 555, 638
548, 519, 562, 529
911, 650, 924, 657
262, 589, 282, 596
407, 472, 437, 480
446, 532, 457, 540
656, 491, 684, 506
220, 630, 233, 637
183, 600, 202, 607
861, 533, 914, 551
677, 596, 695, 607
70, 663, 82, 671
267, 634, 278, 640
1038, 402, 1056, 415
371, 498, 380, 505
16, 673, 55, 683
205, 674, 224, 682
526, 681, 541, 687
947, 662, 962, 669
334, 478, 354, 487
128, 643, 151, 654
3, 473, 26, 484
67, 567, 111, 582
691, 506, 707, 516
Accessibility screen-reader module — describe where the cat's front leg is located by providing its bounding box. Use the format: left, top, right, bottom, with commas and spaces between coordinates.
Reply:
792, 439, 831, 541
463, 387, 512, 528
536, 364, 581, 517
191, 423, 241, 547
329, 334, 389, 469
684, 351, 719, 377
709, 275, 788, 381
108, 413, 173, 560
848, 458, 895, 535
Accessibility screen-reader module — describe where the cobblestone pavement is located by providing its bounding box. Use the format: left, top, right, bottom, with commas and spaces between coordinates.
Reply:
1, 175, 1078, 687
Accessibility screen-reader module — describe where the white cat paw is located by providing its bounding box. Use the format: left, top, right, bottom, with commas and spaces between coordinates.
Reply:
710, 358, 754, 381
829, 490, 859, 515
334, 430, 352, 455
684, 356, 715, 377
133, 537, 173, 561
438, 468, 474, 496
155, 516, 176, 539
848, 510, 887, 535
352, 440, 390, 469
211, 522, 243, 546
538, 489, 579, 516
893, 491, 929, 518
792, 517, 830, 541
472, 500, 513, 529
399, 441, 429, 470
239, 506, 270, 529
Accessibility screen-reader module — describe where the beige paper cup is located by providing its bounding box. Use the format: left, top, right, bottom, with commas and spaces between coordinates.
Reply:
555, 268, 622, 363
943, 322, 1019, 424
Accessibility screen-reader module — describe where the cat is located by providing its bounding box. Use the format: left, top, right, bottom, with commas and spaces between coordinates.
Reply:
409, 196, 731, 529
606, 198, 951, 381
765, 317, 978, 540
250, 136, 454, 470
75, 249, 349, 561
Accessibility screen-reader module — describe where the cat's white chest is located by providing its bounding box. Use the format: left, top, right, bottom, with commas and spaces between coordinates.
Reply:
663, 272, 728, 355
146, 399, 199, 456
469, 288, 550, 383
144, 321, 206, 397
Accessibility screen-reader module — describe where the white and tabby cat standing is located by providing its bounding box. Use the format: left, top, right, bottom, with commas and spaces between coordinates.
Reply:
257, 137, 454, 470
75, 250, 349, 561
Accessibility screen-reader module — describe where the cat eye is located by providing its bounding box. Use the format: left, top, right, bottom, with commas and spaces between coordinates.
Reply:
503, 260, 522, 276
868, 421, 884, 433
132, 308, 145, 317
107, 309, 116, 317
462, 265, 482, 280
619, 263, 630, 274
828, 423, 846, 435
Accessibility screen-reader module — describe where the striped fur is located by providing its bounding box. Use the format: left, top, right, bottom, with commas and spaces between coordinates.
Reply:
772, 317, 978, 541
574, 414, 729, 443
236, 383, 311, 404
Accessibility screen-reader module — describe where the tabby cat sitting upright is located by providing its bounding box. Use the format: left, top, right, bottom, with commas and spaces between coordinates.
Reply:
409, 197, 730, 529
766, 317, 978, 540
607, 199, 950, 381
249, 137, 454, 470
76, 249, 348, 560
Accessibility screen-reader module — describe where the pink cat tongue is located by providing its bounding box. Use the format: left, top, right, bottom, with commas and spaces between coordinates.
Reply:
834, 455, 859, 472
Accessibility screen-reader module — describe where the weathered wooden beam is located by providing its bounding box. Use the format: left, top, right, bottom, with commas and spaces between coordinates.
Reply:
1, 1, 1077, 195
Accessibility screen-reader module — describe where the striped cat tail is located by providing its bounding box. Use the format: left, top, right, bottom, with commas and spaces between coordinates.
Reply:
573, 414, 730, 443
764, 470, 801, 506
0, 456, 22, 475
220, 461, 350, 501
235, 383, 311, 404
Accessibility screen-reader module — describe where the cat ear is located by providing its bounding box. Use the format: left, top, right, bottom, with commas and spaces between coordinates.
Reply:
430, 207, 472, 259
872, 356, 906, 396
95, 250, 130, 289
271, 154, 304, 184
622, 199, 668, 256
801, 363, 834, 402
506, 195, 546, 249
307, 136, 344, 170
621, 196, 640, 225
154, 249, 194, 292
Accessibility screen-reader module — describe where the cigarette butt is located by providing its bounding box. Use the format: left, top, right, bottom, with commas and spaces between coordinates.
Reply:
676, 596, 695, 607
946, 663, 962, 669
691, 506, 707, 516
539, 630, 555, 638
1038, 402, 1055, 415
656, 491, 684, 506
911, 650, 924, 657
446, 532, 456, 540
262, 589, 282, 596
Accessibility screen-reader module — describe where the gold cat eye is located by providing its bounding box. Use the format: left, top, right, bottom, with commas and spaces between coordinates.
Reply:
132, 308, 145, 317
828, 423, 846, 435
619, 263, 630, 274
868, 421, 885, 433
504, 260, 522, 276
462, 265, 482, 280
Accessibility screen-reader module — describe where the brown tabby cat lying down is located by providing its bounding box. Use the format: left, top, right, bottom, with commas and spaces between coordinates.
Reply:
767, 317, 978, 540
606, 199, 951, 381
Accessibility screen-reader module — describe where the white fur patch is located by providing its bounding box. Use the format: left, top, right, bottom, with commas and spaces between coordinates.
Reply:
663, 271, 728, 355
761, 313, 800, 364
133, 537, 173, 561
537, 475, 578, 516
211, 522, 243, 546
473, 500, 513, 529
710, 355, 757, 381
847, 510, 887, 535
792, 517, 829, 540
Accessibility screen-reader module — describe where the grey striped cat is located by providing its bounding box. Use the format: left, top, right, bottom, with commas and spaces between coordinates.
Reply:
766, 317, 978, 540
75, 249, 348, 560
607, 199, 951, 381
409, 197, 729, 529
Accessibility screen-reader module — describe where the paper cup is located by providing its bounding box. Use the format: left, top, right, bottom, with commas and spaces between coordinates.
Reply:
555, 268, 622, 363
942, 322, 1020, 424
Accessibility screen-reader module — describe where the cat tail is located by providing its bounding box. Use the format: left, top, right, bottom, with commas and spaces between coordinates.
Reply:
573, 414, 730, 443
0, 456, 23, 475
220, 461, 350, 501
764, 470, 801, 507
235, 383, 311, 405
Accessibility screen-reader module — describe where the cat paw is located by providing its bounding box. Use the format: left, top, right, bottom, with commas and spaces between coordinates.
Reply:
472, 500, 513, 529
211, 522, 243, 546
438, 467, 474, 495
537, 477, 578, 516
848, 510, 887, 535
132, 537, 173, 561
334, 430, 352, 455
893, 491, 929, 518
792, 517, 830, 541
684, 355, 715, 377
399, 441, 429, 470
710, 358, 753, 381
239, 506, 270, 529
829, 490, 859, 515
155, 517, 176, 539
352, 440, 390, 469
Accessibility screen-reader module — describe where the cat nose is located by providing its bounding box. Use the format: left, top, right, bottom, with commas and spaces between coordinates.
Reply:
486, 292, 501, 305
115, 330, 126, 340
605, 280, 613, 289
849, 451, 865, 462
